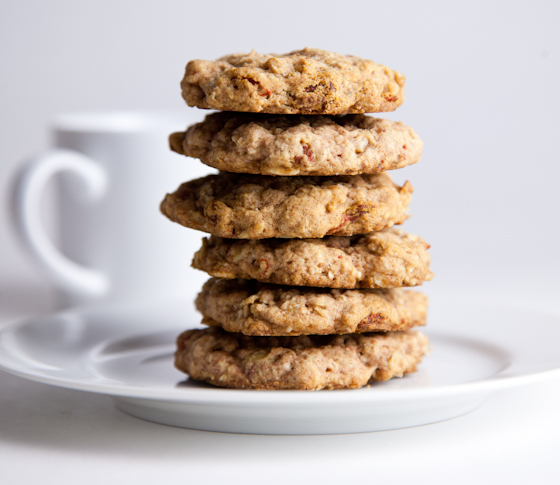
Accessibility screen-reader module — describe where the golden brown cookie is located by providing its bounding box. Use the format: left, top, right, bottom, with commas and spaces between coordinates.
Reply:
170, 112, 422, 176
175, 326, 429, 390
181, 48, 405, 114
160, 172, 412, 239
192, 229, 432, 289
196, 278, 428, 336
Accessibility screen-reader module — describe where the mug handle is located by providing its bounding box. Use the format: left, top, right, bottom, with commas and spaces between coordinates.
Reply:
12, 149, 109, 297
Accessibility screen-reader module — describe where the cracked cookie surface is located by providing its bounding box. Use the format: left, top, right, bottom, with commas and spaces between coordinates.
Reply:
160, 172, 412, 239
192, 229, 432, 289
175, 326, 429, 390
196, 278, 428, 336
181, 48, 405, 114
170, 112, 422, 176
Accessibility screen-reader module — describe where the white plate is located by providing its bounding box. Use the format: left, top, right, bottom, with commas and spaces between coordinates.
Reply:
1, 296, 559, 435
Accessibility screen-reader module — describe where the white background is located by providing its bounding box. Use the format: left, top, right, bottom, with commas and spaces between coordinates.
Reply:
1, 0, 559, 312
1, 1, 559, 484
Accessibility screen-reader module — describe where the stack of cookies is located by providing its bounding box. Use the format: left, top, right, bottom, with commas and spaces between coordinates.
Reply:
161, 48, 433, 390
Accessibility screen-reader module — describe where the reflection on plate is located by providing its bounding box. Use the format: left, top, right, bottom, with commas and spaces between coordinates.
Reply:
0, 296, 559, 434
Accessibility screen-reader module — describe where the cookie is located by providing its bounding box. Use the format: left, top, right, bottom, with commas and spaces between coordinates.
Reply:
170, 112, 422, 176
160, 172, 412, 239
192, 229, 432, 289
175, 326, 429, 390
195, 278, 428, 336
181, 48, 405, 114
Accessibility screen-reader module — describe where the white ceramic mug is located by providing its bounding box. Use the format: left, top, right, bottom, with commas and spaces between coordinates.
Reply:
12, 111, 211, 308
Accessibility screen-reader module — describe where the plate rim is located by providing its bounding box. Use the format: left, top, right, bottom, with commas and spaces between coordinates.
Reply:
1, 301, 560, 406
